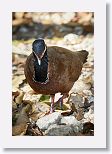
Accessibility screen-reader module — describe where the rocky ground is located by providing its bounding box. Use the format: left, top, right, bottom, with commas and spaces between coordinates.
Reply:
12, 12, 94, 136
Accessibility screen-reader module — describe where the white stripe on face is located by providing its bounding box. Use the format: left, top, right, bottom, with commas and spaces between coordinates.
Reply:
37, 58, 41, 65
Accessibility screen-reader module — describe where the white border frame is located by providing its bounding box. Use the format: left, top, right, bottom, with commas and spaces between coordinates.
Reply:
0, 0, 106, 148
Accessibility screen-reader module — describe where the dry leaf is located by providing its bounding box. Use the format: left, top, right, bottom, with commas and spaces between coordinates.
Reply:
12, 123, 28, 136
15, 91, 24, 105
12, 75, 25, 89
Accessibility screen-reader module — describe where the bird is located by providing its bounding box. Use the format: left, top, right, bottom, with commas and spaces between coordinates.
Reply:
24, 38, 88, 113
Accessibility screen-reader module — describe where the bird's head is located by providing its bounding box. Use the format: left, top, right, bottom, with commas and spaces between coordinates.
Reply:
32, 38, 46, 65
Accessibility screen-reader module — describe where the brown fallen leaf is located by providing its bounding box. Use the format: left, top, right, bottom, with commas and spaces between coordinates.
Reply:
14, 104, 30, 125
12, 123, 28, 136
26, 122, 43, 136
70, 103, 77, 113
12, 100, 17, 111
12, 18, 32, 26
61, 110, 74, 116
12, 91, 20, 98
75, 108, 84, 121
23, 100, 34, 105
12, 104, 31, 136
12, 90, 19, 101
15, 91, 24, 105
83, 75, 93, 85
26, 127, 43, 136
82, 122, 94, 134
12, 75, 25, 89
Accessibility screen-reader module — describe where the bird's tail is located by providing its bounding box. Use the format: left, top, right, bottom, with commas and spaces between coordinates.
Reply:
76, 50, 89, 64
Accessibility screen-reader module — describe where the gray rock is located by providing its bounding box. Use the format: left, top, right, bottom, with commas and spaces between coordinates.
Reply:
88, 95, 94, 103
69, 93, 83, 108
36, 112, 62, 130
83, 90, 92, 96
45, 124, 76, 136
60, 116, 82, 133
83, 108, 94, 123
72, 124, 83, 133
64, 33, 79, 45
60, 116, 80, 125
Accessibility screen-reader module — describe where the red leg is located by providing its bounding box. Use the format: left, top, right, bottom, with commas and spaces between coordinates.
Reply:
50, 94, 55, 113
60, 96, 63, 110
56, 93, 69, 110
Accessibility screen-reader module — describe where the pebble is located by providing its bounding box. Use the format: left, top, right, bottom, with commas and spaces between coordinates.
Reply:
32, 13, 75, 25
88, 95, 94, 103
83, 90, 92, 96
60, 116, 80, 126
45, 124, 75, 136
36, 112, 62, 130
51, 13, 75, 24
69, 93, 84, 108
83, 108, 94, 123
64, 33, 79, 45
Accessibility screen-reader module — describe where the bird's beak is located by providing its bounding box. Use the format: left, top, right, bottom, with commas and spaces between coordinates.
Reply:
37, 57, 41, 65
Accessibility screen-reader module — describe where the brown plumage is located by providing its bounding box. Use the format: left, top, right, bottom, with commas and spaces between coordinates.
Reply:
24, 39, 88, 113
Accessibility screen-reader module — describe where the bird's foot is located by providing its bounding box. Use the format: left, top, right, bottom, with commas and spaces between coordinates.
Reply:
45, 107, 55, 115
50, 108, 55, 114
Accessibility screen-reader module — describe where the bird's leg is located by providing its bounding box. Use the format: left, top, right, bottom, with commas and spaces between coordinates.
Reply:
55, 93, 69, 110
50, 94, 55, 113
59, 96, 63, 110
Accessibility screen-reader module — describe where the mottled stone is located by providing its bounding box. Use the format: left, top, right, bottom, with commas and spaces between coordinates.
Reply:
60, 116, 80, 125
45, 124, 75, 136
36, 112, 62, 130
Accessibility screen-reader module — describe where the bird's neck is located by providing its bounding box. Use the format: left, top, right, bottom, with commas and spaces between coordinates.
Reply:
33, 50, 49, 83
